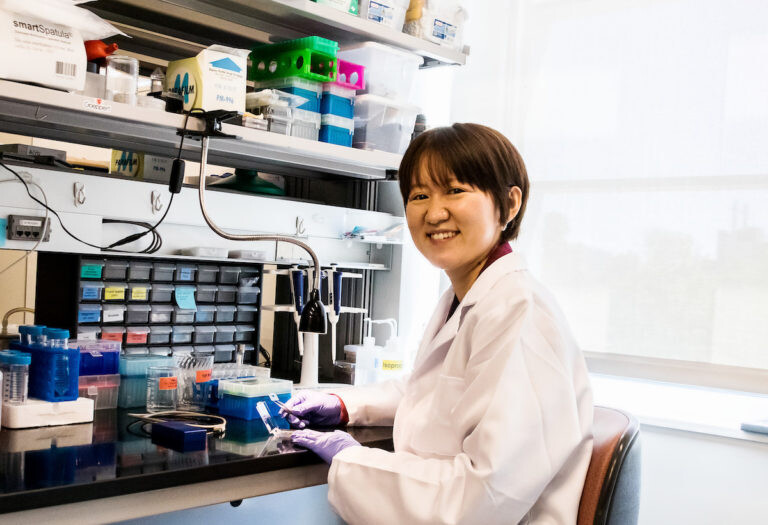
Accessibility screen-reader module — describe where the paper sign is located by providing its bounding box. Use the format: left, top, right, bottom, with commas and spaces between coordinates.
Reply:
174, 286, 197, 310
196, 369, 212, 383
104, 286, 125, 301
126, 332, 147, 344
131, 287, 148, 301
159, 377, 178, 390
81, 264, 102, 278
101, 331, 123, 342
103, 309, 124, 323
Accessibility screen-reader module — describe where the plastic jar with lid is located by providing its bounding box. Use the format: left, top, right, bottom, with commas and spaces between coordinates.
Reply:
0, 350, 31, 404
18, 325, 46, 346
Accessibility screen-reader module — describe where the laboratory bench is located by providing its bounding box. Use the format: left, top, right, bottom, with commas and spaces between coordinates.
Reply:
0, 408, 393, 522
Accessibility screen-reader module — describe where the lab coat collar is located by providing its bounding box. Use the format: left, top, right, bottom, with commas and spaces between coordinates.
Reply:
460, 251, 527, 310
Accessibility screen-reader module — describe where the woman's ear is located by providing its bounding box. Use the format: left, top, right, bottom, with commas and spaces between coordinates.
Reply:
507, 186, 523, 226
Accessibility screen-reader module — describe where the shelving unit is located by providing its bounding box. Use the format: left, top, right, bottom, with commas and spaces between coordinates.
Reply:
88, 0, 469, 67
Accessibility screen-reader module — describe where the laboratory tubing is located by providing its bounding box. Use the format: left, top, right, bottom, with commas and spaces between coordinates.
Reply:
105, 55, 139, 105
0, 350, 31, 405
146, 367, 178, 412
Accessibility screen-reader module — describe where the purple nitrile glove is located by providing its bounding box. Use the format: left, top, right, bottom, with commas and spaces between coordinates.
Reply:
279, 391, 342, 429
291, 429, 361, 464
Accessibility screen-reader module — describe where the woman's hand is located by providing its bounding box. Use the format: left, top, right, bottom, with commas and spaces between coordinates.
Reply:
280, 391, 343, 428
291, 429, 360, 464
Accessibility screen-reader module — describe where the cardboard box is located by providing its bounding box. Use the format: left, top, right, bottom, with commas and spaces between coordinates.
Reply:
166, 45, 248, 113
0, 10, 85, 91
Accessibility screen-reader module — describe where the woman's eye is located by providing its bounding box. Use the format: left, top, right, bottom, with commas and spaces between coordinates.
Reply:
447, 187, 465, 195
409, 194, 427, 201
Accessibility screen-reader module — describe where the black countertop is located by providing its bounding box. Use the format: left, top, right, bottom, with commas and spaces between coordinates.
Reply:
0, 409, 394, 515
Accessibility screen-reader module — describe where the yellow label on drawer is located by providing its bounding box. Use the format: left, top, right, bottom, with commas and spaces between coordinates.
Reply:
382, 360, 403, 371
131, 287, 148, 301
104, 287, 125, 300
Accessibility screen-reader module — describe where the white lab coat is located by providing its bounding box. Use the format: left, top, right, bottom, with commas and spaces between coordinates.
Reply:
328, 252, 593, 524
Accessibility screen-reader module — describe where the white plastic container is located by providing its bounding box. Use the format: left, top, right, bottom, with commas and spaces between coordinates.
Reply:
353, 94, 419, 153
291, 108, 321, 141
358, 0, 409, 30
338, 42, 423, 101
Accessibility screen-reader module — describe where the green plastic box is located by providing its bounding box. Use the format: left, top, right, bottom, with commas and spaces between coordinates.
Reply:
249, 37, 339, 83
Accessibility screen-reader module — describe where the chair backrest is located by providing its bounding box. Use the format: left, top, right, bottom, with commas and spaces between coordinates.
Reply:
577, 406, 641, 525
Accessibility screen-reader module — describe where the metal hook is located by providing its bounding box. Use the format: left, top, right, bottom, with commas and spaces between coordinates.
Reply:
73, 182, 86, 206
151, 191, 164, 214
295, 216, 306, 236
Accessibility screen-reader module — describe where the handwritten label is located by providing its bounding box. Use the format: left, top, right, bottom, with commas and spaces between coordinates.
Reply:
131, 287, 148, 301
103, 309, 124, 323
196, 369, 212, 383
174, 286, 197, 310
80, 264, 102, 278
81, 286, 101, 300
104, 286, 125, 301
158, 377, 178, 390
126, 332, 147, 344
101, 331, 123, 342
78, 310, 100, 323
179, 267, 194, 281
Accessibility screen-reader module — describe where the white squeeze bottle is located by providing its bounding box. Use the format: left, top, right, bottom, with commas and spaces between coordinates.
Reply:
374, 319, 406, 382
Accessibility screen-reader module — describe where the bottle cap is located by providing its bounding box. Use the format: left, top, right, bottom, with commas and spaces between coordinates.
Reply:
19, 325, 45, 336
0, 350, 32, 365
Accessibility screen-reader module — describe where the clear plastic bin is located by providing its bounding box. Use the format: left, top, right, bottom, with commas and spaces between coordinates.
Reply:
291, 108, 321, 140
78, 304, 102, 324
124, 346, 149, 355
218, 266, 241, 284
152, 262, 176, 281
149, 346, 172, 356
80, 281, 105, 301
79, 374, 120, 410
148, 325, 172, 345
103, 282, 128, 302
218, 286, 237, 303
234, 325, 256, 343
119, 354, 175, 376
195, 305, 216, 323
102, 304, 126, 323
101, 326, 125, 343
80, 259, 104, 279
125, 326, 150, 345
215, 304, 237, 323
127, 283, 151, 302
237, 286, 261, 304
175, 264, 197, 282
238, 272, 260, 287
358, 0, 409, 30
175, 352, 214, 410
352, 94, 419, 154
103, 260, 129, 280
196, 265, 220, 283
173, 307, 196, 324
77, 325, 101, 341
214, 344, 236, 363
338, 42, 423, 101
172, 325, 194, 344
125, 304, 151, 324
127, 260, 152, 280
193, 326, 216, 344
195, 345, 216, 355
235, 305, 258, 323
150, 304, 173, 323
150, 283, 174, 303
196, 284, 218, 303
214, 325, 236, 343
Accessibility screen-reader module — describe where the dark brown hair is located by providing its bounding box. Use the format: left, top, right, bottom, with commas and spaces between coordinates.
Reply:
398, 123, 529, 241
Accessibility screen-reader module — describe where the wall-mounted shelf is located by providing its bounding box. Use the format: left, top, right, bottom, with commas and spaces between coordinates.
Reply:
88, 0, 468, 68
0, 80, 400, 180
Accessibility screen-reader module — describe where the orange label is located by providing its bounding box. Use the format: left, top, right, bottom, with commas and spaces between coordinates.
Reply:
158, 377, 178, 390
125, 332, 147, 344
196, 369, 212, 383
101, 332, 123, 342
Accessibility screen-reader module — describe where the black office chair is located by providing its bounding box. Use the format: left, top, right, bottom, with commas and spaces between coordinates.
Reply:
577, 406, 641, 525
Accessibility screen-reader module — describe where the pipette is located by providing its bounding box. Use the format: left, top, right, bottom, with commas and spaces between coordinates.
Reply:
289, 265, 305, 356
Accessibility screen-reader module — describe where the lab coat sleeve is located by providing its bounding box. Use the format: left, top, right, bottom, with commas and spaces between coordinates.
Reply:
335, 377, 408, 426
327, 295, 589, 525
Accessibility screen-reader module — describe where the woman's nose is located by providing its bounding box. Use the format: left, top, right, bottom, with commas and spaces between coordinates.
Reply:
425, 199, 449, 224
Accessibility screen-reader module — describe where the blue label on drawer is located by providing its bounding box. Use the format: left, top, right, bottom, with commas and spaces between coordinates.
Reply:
79, 311, 100, 323
82, 286, 101, 300
179, 267, 193, 280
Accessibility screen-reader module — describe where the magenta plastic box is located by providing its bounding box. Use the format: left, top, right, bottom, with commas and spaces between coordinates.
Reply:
327, 59, 365, 91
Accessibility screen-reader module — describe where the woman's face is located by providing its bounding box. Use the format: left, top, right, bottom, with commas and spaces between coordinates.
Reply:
405, 168, 504, 276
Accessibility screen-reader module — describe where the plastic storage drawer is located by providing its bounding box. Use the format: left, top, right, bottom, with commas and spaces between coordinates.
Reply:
77, 325, 101, 341
102, 305, 126, 324
196, 265, 219, 283
101, 326, 125, 342
78, 304, 102, 323
214, 325, 236, 343
215, 305, 237, 323
214, 344, 236, 363
234, 325, 256, 343
175, 264, 197, 282
150, 304, 173, 323
103, 260, 129, 280
125, 304, 151, 324
320, 114, 354, 147
125, 326, 150, 345
235, 305, 258, 323
236, 287, 260, 304
127, 261, 152, 280
103, 282, 127, 302
173, 307, 195, 324
195, 305, 216, 323
352, 94, 418, 154
124, 346, 149, 355
320, 93, 354, 119
150, 283, 174, 302
149, 325, 172, 345
217, 286, 237, 303
152, 263, 176, 281
79, 374, 120, 410
172, 325, 194, 344
218, 266, 241, 284
196, 285, 218, 303
80, 259, 104, 279
149, 346, 172, 356
127, 283, 151, 302
338, 42, 423, 100
193, 326, 216, 344
119, 355, 175, 376
80, 281, 104, 301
